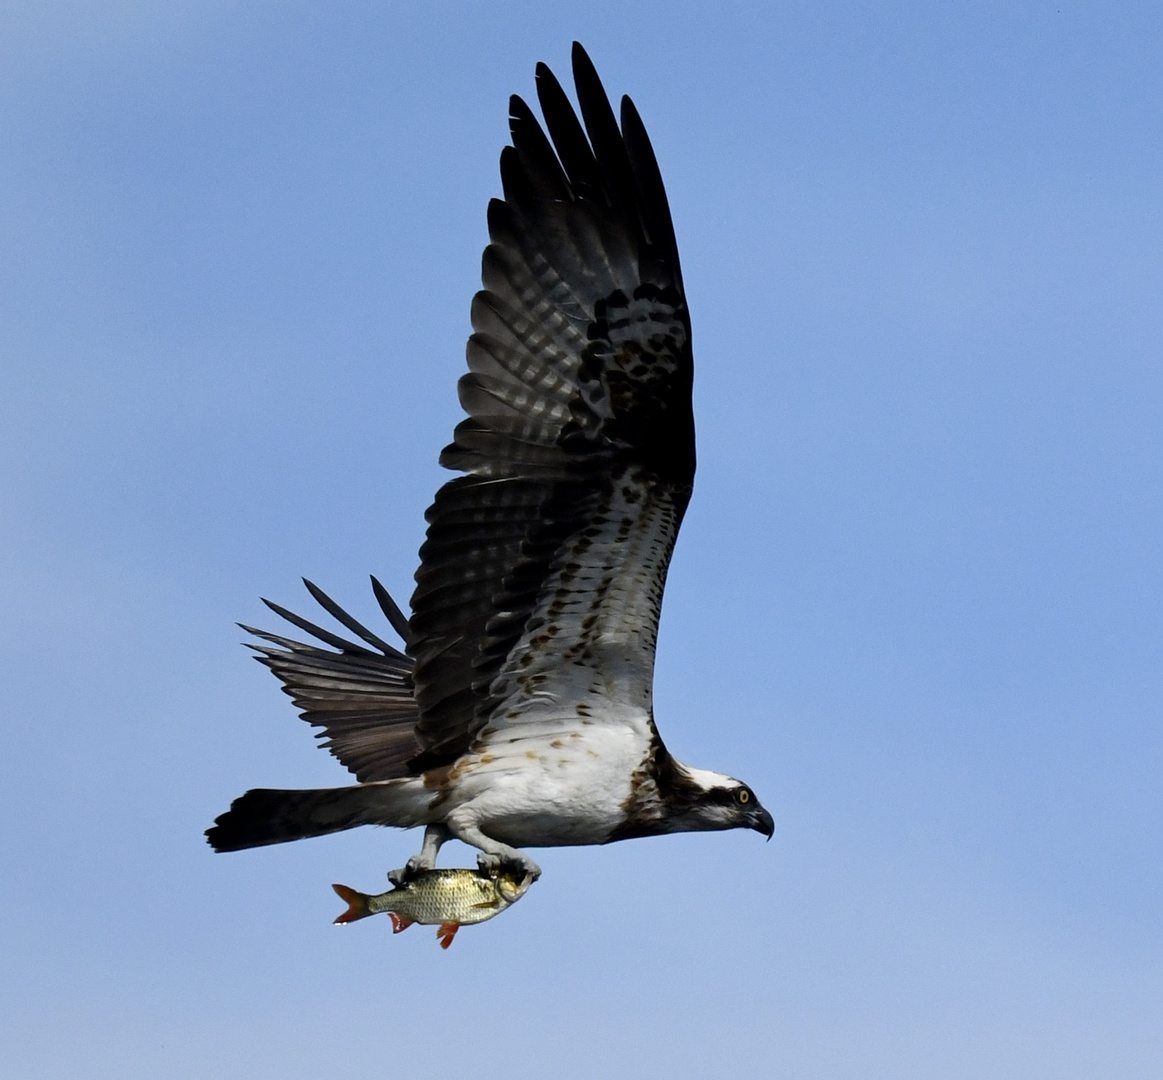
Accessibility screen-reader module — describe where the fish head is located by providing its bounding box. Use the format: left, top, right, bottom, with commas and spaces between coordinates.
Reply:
495, 869, 536, 904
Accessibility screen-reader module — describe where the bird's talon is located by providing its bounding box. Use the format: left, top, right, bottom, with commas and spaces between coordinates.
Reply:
477, 850, 541, 881
388, 854, 436, 887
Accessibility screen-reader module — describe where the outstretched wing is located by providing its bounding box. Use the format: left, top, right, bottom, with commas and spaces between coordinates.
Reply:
243, 578, 420, 782
408, 43, 694, 771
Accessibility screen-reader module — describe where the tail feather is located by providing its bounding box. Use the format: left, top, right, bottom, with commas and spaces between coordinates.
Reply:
205, 783, 409, 852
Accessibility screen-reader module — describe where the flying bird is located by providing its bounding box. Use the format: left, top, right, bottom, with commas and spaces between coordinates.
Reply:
207, 43, 773, 882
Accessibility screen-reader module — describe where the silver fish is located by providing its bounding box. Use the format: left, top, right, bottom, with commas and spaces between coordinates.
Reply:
332, 867, 533, 948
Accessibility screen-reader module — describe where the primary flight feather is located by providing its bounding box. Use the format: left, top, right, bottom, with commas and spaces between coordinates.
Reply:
207, 43, 773, 883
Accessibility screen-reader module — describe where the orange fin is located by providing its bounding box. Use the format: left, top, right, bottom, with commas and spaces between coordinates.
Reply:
332, 883, 371, 925
436, 922, 460, 949
389, 912, 414, 934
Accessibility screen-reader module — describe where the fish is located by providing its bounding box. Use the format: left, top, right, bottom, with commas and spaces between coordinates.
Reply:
332, 867, 533, 949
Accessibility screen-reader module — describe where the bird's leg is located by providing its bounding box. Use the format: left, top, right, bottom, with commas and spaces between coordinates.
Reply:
451, 822, 542, 881
387, 823, 450, 886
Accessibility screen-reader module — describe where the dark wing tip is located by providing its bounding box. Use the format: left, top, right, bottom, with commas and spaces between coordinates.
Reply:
570, 41, 596, 79
370, 575, 412, 644
302, 577, 401, 656
618, 94, 682, 283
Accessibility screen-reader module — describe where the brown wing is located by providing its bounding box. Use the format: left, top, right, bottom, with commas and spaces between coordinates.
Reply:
242, 578, 420, 782
407, 44, 694, 771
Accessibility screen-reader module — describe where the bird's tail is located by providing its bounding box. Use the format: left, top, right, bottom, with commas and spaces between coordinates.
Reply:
205, 780, 419, 852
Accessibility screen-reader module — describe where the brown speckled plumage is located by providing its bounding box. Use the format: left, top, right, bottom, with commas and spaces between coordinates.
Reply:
206, 45, 772, 868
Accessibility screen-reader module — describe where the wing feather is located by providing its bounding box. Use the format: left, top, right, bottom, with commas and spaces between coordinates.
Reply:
228, 48, 696, 788
407, 44, 694, 770
243, 580, 420, 782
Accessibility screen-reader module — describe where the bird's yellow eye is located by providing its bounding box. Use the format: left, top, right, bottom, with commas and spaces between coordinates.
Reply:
737, 788, 750, 804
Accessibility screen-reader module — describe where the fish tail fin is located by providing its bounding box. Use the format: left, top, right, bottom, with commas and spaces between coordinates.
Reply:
332, 883, 371, 924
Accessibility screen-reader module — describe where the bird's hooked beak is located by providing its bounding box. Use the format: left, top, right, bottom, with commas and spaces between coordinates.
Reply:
751, 805, 775, 841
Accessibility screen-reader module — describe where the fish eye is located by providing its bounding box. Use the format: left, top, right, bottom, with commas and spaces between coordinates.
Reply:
737, 788, 751, 804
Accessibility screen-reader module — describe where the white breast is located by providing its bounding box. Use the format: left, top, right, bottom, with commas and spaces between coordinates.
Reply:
440, 708, 654, 848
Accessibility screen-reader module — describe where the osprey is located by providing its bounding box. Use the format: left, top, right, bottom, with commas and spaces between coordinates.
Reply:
207, 43, 773, 882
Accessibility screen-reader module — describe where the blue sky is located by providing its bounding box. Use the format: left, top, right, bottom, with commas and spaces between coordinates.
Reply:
2, 3, 1161, 1076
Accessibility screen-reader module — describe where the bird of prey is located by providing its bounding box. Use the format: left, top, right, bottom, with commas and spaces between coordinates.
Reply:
207, 43, 773, 883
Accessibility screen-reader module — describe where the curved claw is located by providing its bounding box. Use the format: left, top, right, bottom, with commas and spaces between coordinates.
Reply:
388, 853, 435, 887
477, 849, 542, 882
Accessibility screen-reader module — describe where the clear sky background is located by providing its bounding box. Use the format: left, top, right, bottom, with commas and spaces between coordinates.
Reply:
2, 3, 1160, 1077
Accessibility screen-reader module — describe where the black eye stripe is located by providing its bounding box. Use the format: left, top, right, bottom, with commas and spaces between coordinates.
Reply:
703, 788, 736, 806
701, 786, 755, 808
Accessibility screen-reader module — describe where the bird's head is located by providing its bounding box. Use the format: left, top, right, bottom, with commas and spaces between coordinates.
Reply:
661, 761, 775, 839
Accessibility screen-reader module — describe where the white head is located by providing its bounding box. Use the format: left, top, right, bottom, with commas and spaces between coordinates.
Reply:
660, 762, 774, 838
